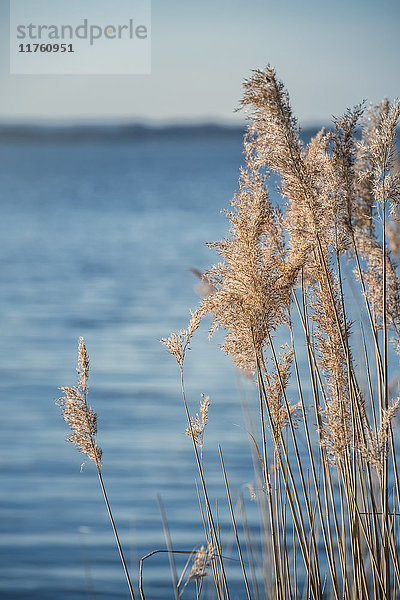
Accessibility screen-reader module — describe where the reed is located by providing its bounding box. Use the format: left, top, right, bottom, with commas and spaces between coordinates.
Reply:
163, 66, 400, 599
56, 338, 136, 600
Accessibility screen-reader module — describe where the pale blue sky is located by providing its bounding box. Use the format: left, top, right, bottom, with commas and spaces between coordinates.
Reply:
1, 0, 399, 125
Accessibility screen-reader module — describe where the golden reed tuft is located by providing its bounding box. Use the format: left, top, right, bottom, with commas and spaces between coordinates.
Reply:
56, 337, 102, 466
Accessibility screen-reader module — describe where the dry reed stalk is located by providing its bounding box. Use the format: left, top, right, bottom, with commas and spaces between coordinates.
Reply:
56, 338, 136, 600
161, 319, 231, 600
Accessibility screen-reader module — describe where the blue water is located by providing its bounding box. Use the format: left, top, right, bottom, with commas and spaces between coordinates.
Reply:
0, 127, 270, 599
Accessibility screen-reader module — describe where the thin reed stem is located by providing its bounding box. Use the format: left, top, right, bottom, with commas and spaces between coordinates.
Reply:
219, 446, 252, 600
179, 366, 231, 600
157, 494, 180, 600
96, 468, 136, 600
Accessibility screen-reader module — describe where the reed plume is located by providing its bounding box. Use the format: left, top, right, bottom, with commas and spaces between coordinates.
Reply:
57, 338, 136, 600
200, 143, 293, 372
185, 393, 210, 450
57, 337, 102, 466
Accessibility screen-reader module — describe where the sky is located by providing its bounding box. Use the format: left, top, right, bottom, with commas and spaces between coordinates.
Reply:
0, 0, 399, 126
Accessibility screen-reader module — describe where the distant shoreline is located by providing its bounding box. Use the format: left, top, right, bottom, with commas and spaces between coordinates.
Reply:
0, 122, 324, 143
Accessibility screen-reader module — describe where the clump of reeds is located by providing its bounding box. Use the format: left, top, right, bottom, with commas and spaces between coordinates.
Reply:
163, 66, 400, 599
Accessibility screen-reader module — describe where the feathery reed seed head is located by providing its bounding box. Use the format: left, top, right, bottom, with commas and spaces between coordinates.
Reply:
188, 544, 212, 581
56, 338, 102, 466
161, 309, 202, 368
185, 394, 210, 448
